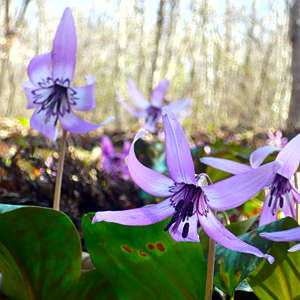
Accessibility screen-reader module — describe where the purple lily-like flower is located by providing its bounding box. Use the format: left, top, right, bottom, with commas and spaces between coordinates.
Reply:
200, 134, 300, 226
117, 78, 192, 133
23, 8, 112, 140
101, 135, 130, 179
260, 226, 300, 252
93, 112, 281, 263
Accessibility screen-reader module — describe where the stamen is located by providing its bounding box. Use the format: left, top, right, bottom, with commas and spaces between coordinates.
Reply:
175, 200, 184, 211
279, 196, 284, 208
268, 196, 273, 207
187, 202, 194, 217
182, 222, 189, 238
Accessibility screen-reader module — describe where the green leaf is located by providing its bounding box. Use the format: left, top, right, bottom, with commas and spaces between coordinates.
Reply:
83, 213, 207, 300
248, 217, 300, 300
0, 205, 81, 300
68, 270, 117, 300
214, 217, 297, 297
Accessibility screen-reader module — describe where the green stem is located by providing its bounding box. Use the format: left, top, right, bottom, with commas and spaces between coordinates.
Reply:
53, 129, 67, 211
205, 237, 216, 300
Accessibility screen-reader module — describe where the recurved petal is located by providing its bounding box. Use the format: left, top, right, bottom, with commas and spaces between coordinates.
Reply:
52, 8, 77, 83
169, 214, 199, 242
260, 226, 300, 243
59, 111, 110, 134
23, 86, 40, 109
162, 98, 192, 115
69, 77, 96, 111
92, 199, 174, 225
101, 135, 115, 157
30, 109, 58, 141
151, 79, 169, 107
199, 208, 274, 263
128, 130, 174, 197
117, 91, 146, 118
200, 157, 251, 175
258, 193, 278, 227
27, 52, 52, 87
250, 145, 281, 168
202, 161, 281, 211
163, 112, 196, 185
289, 243, 300, 252
276, 133, 300, 179
127, 78, 149, 110
281, 193, 296, 220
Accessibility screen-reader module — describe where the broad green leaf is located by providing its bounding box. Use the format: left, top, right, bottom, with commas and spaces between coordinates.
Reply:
213, 217, 293, 297
0, 205, 81, 300
68, 270, 117, 300
248, 218, 300, 300
83, 213, 207, 300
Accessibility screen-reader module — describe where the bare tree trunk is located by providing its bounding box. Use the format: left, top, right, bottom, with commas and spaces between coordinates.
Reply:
0, 0, 32, 114
161, 0, 179, 78
112, 0, 121, 128
135, 0, 145, 87
147, 0, 165, 96
288, 0, 300, 129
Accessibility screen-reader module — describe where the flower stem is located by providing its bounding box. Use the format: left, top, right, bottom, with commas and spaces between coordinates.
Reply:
294, 173, 300, 224
53, 129, 67, 211
205, 237, 216, 300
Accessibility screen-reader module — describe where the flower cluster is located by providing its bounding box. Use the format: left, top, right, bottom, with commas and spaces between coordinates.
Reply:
23, 7, 300, 264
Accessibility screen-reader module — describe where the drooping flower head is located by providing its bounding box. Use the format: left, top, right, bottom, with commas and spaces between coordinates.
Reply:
200, 134, 300, 226
101, 135, 130, 179
117, 78, 192, 133
23, 8, 113, 140
93, 112, 281, 263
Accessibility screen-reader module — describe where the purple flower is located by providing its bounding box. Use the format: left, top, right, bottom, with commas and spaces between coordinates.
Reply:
117, 78, 192, 133
260, 226, 300, 252
23, 8, 112, 140
200, 134, 300, 226
101, 135, 130, 179
93, 112, 281, 262
266, 130, 288, 148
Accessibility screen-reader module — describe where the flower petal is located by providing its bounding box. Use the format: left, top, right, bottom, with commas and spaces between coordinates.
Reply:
30, 109, 58, 141
117, 91, 146, 118
59, 111, 110, 134
69, 76, 96, 111
289, 243, 300, 252
260, 226, 300, 242
128, 130, 174, 197
127, 78, 149, 110
258, 193, 278, 226
281, 192, 296, 219
200, 157, 251, 175
276, 133, 300, 179
250, 145, 281, 168
169, 214, 199, 242
162, 98, 192, 115
163, 112, 196, 184
199, 208, 274, 263
27, 52, 52, 87
202, 161, 281, 211
92, 199, 174, 225
151, 79, 169, 107
101, 135, 115, 157
52, 8, 77, 83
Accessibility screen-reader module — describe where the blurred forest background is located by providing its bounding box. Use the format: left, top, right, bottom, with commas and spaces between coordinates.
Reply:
0, 0, 297, 134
